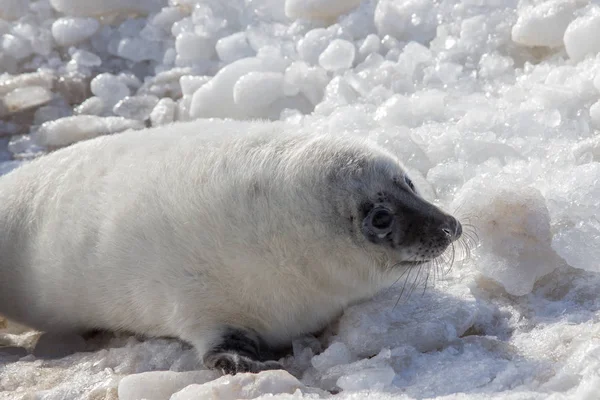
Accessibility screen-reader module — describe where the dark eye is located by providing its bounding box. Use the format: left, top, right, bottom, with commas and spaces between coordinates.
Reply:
405, 175, 415, 191
371, 208, 393, 230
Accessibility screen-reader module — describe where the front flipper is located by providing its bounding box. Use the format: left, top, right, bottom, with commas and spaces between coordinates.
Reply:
203, 327, 283, 375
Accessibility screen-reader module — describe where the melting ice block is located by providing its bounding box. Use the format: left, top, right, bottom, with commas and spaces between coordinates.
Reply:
453, 183, 562, 296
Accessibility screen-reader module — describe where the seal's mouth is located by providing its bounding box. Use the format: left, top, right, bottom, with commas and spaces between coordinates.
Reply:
398, 260, 430, 266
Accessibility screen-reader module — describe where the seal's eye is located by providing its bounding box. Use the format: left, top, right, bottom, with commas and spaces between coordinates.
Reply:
371, 208, 394, 231
405, 175, 415, 192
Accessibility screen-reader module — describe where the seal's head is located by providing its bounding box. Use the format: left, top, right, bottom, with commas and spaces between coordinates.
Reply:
320, 139, 462, 268
357, 171, 461, 266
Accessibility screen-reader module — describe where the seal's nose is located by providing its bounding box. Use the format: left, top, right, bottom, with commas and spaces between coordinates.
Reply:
441, 217, 462, 242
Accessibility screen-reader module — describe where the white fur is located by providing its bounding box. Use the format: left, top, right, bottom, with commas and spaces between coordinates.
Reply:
0, 119, 416, 356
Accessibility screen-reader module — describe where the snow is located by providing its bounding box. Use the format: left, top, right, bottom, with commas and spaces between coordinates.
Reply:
2, 0, 600, 398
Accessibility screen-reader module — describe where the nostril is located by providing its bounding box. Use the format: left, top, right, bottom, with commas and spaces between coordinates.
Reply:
440, 218, 461, 241
455, 220, 462, 239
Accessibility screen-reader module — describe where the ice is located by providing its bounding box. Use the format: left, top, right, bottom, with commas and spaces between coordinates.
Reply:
2, 86, 53, 115
150, 97, 176, 126
0, 71, 55, 95
117, 37, 162, 63
318, 39, 356, 72
285, 0, 362, 21
34, 115, 144, 147
311, 342, 353, 372
233, 71, 285, 118
453, 184, 562, 296
90, 73, 131, 107
70, 48, 101, 67
190, 57, 285, 119
112, 95, 160, 121
297, 28, 336, 65
374, 0, 436, 44
175, 32, 215, 66
4, 0, 600, 398
357, 34, 381, 59
51, 17, 99, 47
180, 75, 210, 96
590, 100, 600, 128
564, 6, 600, 62
336, 286, 478, 357
0, 0, 29, 20
216, 32, 254, 63
511, 0, 579, 48
336, 367, 396, 391
74, 96, 105, 116
49, 0, 164, 17
118, 370, 219, 400
169, 370, 325, 400
1, 34, 33, 60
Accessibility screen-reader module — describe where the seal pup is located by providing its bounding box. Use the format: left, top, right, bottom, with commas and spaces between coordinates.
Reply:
0, 119, 461, 374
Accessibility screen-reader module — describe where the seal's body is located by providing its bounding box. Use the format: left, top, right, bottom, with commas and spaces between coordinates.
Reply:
0, 119, 461, 374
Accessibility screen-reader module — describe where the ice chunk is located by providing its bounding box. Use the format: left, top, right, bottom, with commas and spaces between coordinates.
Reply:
453, 183, 562, 296
71, 49, 102, 67
74, 97, 105, 116
1, 34, 33, 60
336, 366, 396, 391
553, 220, 600, 273
175, 32, 215, 66
284, 61, 329, 106
311, 342, 352, 372
374, 0, 436, 43
34, 104, 71, 125
285, 0, 362, 21
170, 370, 325, 400
2, 86, 52, 115
318, 39, 355, 72
0, 71, 55, 95
511, 0, 579, 48
113, 95, 159, 121
564, 7, 600, 62
180, 75, 210, 96
90, 73, 130, 106
118, 37, 162, 62
297, 28, 336, 65
358, 34, 381, 59
233, 71, 285, 117
0, 0, 29, 20
590, 100, 600, 128
150, 98, 176, 126
118, 370, 218, 400
49, 0, 164, 17
51, 17, 99, 47
336, 287, 478, 357
34, 115, 144, 147
190, 57, 284, 119
216, 32, 254, 63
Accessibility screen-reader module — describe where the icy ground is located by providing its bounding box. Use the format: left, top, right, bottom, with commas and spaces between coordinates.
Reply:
2, 0, 600, 399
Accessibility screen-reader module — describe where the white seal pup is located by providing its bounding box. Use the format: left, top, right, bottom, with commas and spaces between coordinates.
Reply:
0, 119, 461, 374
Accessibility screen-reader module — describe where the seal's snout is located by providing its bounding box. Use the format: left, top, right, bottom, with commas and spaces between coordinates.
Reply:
441, 217, 462, 242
